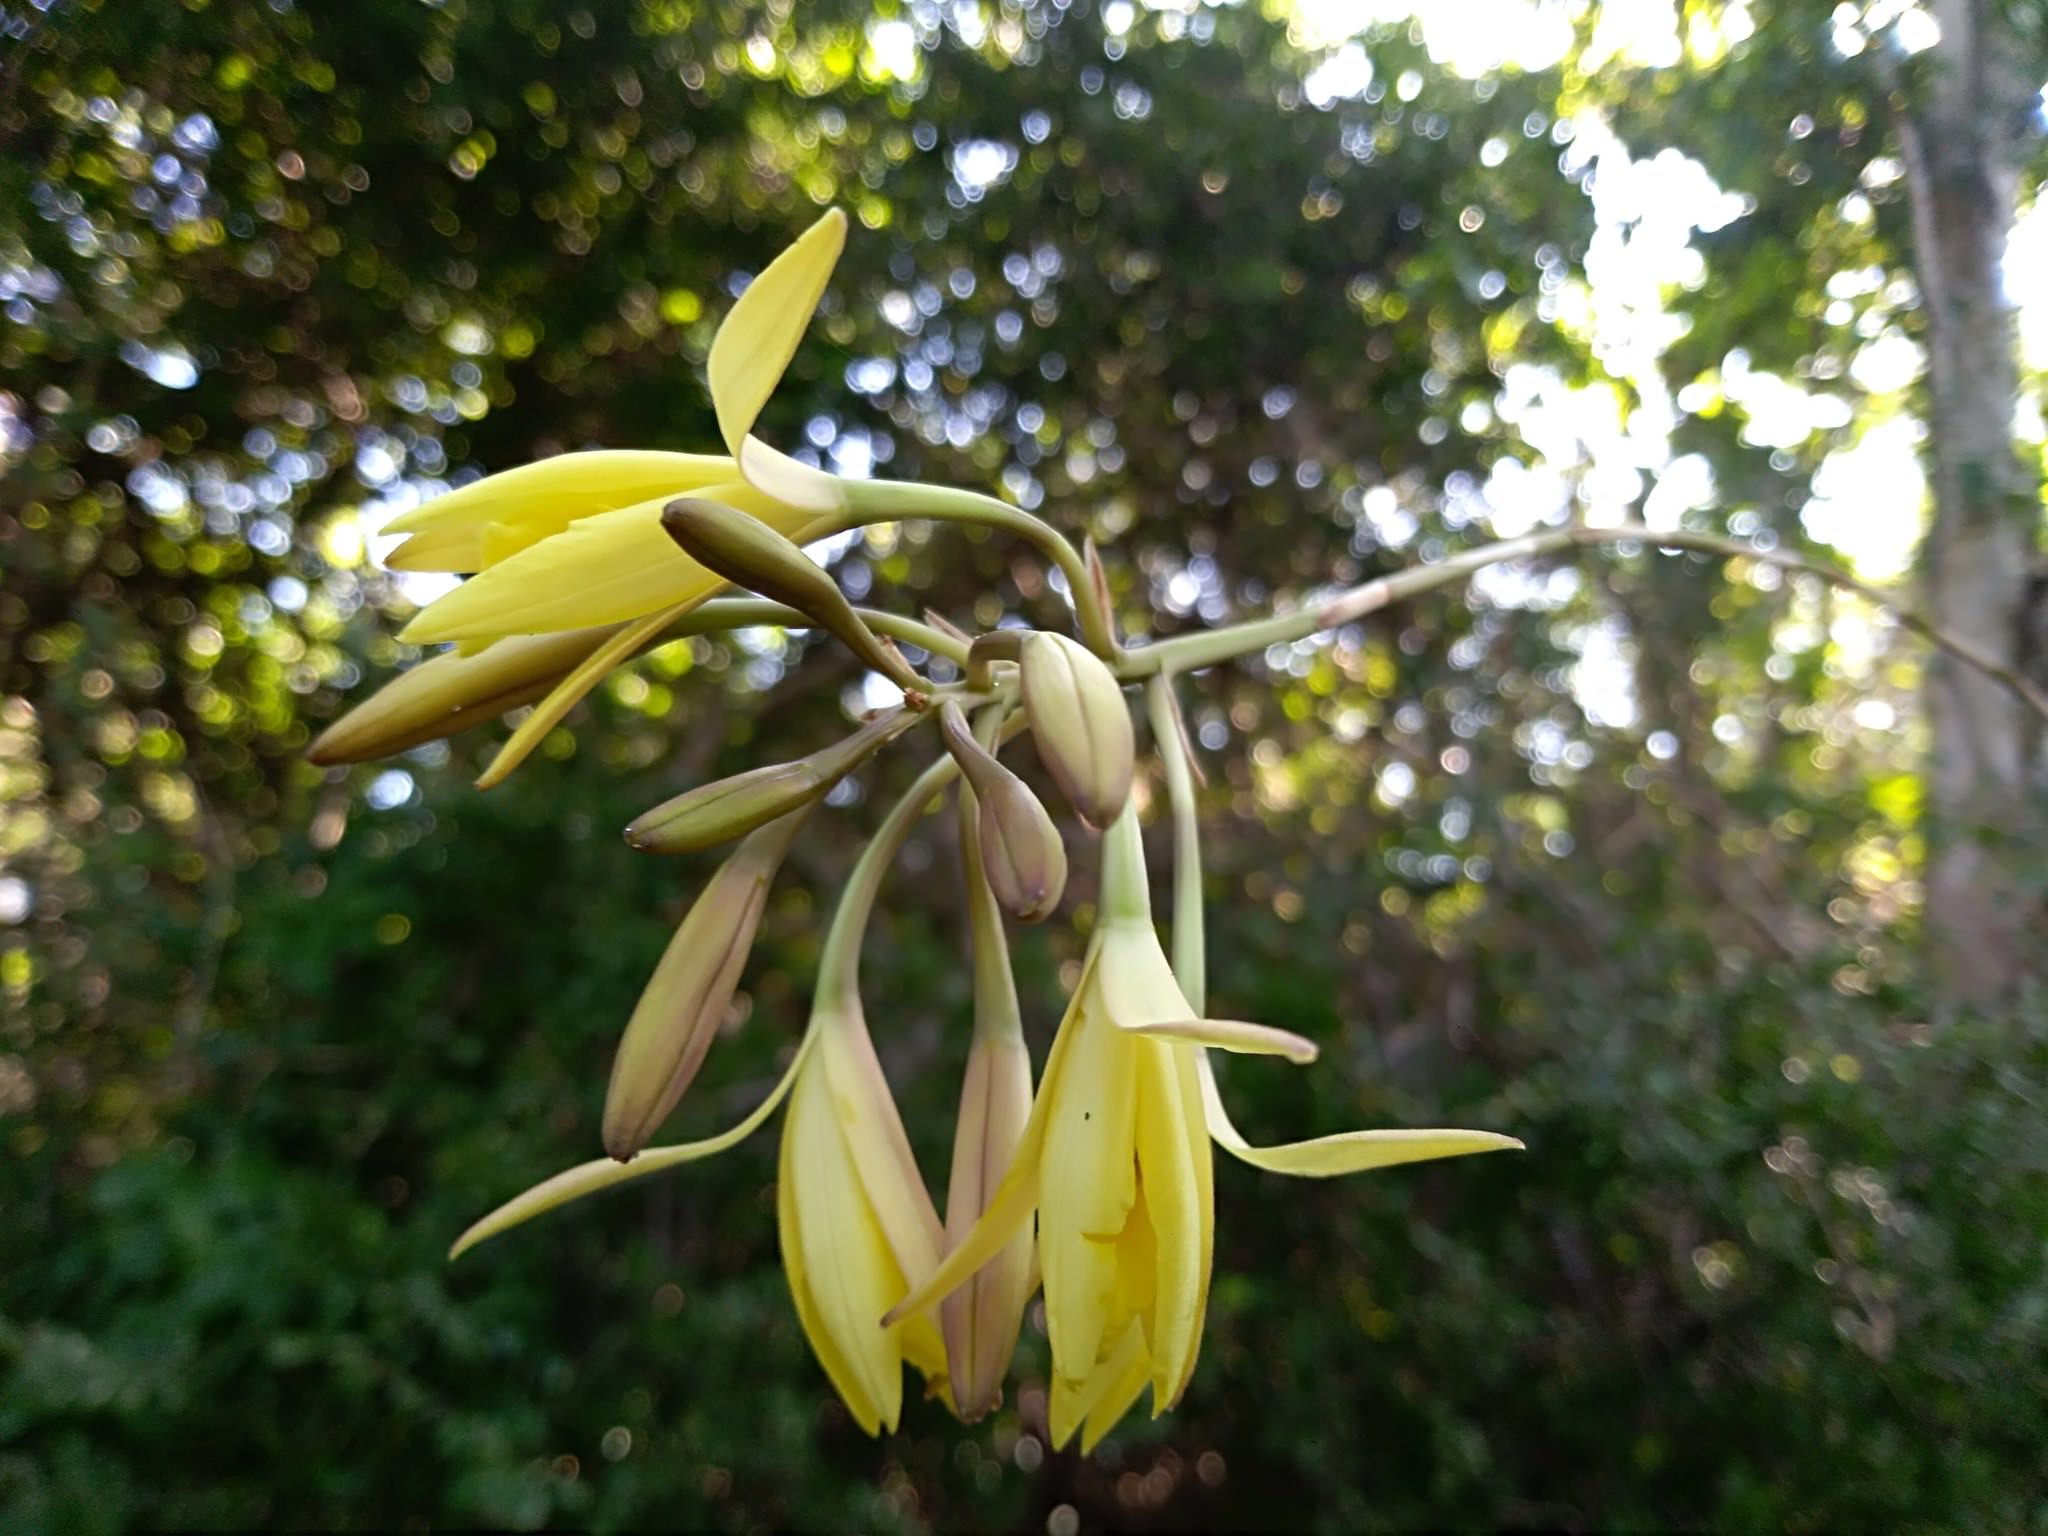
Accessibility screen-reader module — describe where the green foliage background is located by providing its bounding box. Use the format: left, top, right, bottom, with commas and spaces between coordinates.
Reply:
3, 1, 2045, 1530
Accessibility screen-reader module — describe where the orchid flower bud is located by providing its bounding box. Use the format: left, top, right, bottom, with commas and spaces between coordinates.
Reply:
1019, 631, 1134, 830
602, 806, 810, 1161
625, 710, 913, 854
307, 626, 616, 765
661, 497, 923, 692
938, 703, 1067, 922
940, 726, 1037, 1419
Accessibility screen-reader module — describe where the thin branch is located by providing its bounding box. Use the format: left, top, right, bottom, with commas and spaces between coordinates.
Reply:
1124, 523, 2048, 725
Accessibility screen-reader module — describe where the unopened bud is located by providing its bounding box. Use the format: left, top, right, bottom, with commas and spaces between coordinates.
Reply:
942, 754, 1036, 1418
1084, 536, 1117, 643
941, 1026, 1034, 1416
603, 807, 810, 1161
1019, 631, 1134, 829
307, 626, 615, 765
938, 704, 1066, 922
662, 498, 921, 691
626, 710, 912, 854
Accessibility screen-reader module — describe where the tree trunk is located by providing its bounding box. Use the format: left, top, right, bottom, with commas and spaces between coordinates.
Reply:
1899, 0, 2045, 1007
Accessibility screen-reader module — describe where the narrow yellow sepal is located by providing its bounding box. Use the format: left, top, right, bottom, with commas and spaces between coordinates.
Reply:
447, 1027, 818, 1261
473, 599, 699, 790
1121, 1017, 1318, 1063
383, 449, 734, 537
709, 209, 847, 458
1195, 1052, 1524, 1176
382, 526, 487, 573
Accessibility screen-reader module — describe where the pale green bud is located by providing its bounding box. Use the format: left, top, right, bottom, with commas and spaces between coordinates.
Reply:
602, 807, 810, 1162
1018, 631, 1134, 830
625, 710, 911, 854
938, 703, 1067, 922
661, 498, 922, 692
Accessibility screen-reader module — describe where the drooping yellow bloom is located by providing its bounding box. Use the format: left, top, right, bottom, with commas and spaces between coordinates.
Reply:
447, 753, 974, 1431
888, 804, 1523, 1450
780, 1004, 952, 1434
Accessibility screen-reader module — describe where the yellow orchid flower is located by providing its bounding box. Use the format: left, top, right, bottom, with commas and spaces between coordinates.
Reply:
886, 803, 1523, 1451
395, 208, 851, 649
318, 209, 870, 784
781, 1002, 952, 1433
322, 207, 1121, 788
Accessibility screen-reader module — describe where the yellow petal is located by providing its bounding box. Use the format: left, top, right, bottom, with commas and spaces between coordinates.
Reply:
1196, 1052, 1525, 1175
1094, 921, 1196, 1028
1169, 1042, 1214, 1404
818, 1011, 946, 1284
899, 1308, 954, 1403
738, 434, 847, 513
779, 1105, 885, 1435
402, 483, 826, 644
1133, 1041, 1203, 1407
783, 1050, 906, 1432
1048, 1319, 1148, 1452
383, 449, 734, 536
1038, 978, 1139, 1385
1122, 1018, 1317, 1063
1079, 1325, 1154, 1454
709, 208, 847, 457
383, 527, 487, 573
447, 1028, 818, 1261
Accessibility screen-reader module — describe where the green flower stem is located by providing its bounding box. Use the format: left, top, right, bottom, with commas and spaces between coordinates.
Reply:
1112, 523, 2048, 724
1120, 531, 1572, 678
841, 478, 1119, 662
1098, 799, 1153, 927
815, 715, 1029, 1009
959, 704, 1026, 1046
1146, 673, 1206, 1015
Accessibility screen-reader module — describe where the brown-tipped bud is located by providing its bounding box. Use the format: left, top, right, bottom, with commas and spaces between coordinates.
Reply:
662, 498, 921, 691
625, 710, 911, 854
602, 806, 811, 1161
306, 626, 617, 765
938, 704, 1067, 922
1018, 631, 1134, 830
